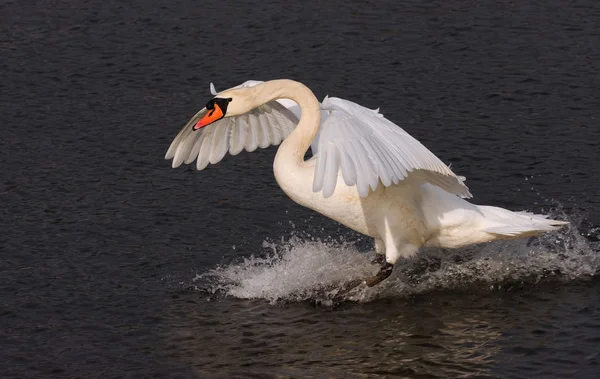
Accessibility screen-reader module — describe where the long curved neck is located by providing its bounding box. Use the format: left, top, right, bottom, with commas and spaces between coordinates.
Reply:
250, 79, 321, 165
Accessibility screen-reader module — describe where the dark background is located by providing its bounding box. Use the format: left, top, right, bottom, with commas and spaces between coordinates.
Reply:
2, 0, 599, 378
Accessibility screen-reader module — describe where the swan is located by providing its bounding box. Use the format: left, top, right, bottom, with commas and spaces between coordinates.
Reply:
166, 79, 567, 287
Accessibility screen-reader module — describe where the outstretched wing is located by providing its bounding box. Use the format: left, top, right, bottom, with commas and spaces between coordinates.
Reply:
165, 82, 299, 170
313, 96, 471, 198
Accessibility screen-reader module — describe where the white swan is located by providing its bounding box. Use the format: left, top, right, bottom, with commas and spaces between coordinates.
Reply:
166, 79, 567, 287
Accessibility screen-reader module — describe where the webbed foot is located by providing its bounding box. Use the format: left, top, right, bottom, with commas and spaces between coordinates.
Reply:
364, 263, 394, 287
329, 262, 395, 301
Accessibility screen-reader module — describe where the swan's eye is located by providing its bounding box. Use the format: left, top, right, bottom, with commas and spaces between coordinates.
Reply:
206, 99, 215, 110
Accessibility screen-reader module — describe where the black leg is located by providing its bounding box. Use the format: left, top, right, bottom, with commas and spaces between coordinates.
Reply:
364, 263, 394, 287
331, 262, 394, 301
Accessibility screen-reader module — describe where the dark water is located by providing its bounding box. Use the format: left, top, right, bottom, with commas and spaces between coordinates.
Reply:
2, 0, 600, 377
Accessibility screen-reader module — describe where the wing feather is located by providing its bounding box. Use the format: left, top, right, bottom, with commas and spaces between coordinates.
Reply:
184, 130, 205, 164
208, 120, 231, 164
173, 129, 198, 167
229, 118, 246, 155
165, 108, 205, 161
339, 149, 357, 186
166, 99, 299, 170
167, 81, 469, 199
348, 137, 375, 197
322, 144, 340, 198
315, 97, 471, 198
369, 142, 393, 187
255, 110, 272, 149
244, 114, 259, 152
357, 138, 380, 191
196, 126, 217, 170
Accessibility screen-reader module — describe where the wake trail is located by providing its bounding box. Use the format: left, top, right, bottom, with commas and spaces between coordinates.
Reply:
194, 210, 600, 305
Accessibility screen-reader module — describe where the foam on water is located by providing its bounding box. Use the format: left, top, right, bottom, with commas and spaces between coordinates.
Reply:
195, 210, 600, 305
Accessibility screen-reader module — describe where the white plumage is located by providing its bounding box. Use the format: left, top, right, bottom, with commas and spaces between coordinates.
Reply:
167, 80, 469, 199
314, 96, 471, 198
166, 79, 567, 287
166, 82, 298, 170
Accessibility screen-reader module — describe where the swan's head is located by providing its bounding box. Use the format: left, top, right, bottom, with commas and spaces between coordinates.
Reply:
192, 87, 255, 130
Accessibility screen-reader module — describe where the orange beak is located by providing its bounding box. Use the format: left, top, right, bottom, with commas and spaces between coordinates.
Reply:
193, 104, 224, 130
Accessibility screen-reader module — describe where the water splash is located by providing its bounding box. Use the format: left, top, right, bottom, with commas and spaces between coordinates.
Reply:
195, 211, 600, 305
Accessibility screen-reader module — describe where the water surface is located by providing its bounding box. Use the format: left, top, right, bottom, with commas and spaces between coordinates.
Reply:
2, 0, 600, 378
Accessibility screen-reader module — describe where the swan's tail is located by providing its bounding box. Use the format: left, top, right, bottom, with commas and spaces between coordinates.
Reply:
478, 206, 568, 238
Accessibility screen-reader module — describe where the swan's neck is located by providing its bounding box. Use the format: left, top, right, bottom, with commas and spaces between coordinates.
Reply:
251, 79, 321, 165
243, 80, 321, 206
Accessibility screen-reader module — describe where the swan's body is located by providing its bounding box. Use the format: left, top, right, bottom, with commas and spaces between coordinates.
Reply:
166, 79, 566, 285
